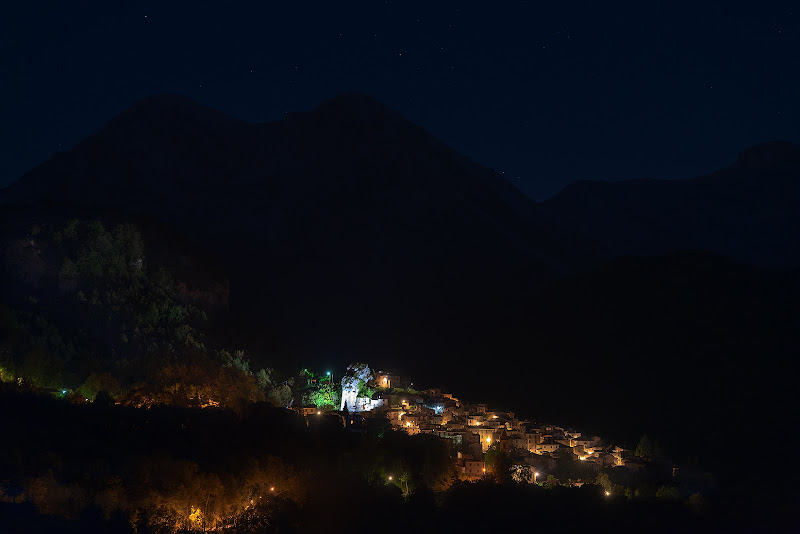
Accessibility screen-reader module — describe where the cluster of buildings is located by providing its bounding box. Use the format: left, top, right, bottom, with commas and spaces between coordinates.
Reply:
302, 371, 649, 483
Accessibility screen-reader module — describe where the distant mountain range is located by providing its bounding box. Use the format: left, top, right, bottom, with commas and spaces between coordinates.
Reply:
542, 140, 800, 267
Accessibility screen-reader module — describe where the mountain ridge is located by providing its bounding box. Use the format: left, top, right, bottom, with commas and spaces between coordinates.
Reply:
1, 92, 587, 367
542, 140, 800, 266
2, 94, 798, 505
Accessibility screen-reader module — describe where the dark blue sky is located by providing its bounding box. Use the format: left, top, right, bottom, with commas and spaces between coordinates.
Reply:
3, 0, 798, 199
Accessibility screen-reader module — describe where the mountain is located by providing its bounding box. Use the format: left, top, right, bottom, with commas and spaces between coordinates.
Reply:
3, 94, 798, 525
0, 93, 586, 372
541, 141, 800, 267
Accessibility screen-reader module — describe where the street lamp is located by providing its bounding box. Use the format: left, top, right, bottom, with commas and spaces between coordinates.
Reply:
534, 472, 540, 484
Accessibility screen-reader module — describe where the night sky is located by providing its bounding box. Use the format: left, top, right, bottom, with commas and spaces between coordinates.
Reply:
3, 1, 798, 199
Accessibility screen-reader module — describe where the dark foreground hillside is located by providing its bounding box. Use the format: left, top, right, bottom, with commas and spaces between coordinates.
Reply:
0, 388, 756, 534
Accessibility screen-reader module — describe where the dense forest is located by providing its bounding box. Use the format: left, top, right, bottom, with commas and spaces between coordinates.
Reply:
0, 215, 294, 410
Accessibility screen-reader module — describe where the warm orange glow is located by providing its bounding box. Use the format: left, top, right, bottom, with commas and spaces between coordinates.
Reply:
605, 491, 610, 496
388, 475, 393, 480
270, 487, 275, 492
486, 437, 492, 443
317, 411, 321, 415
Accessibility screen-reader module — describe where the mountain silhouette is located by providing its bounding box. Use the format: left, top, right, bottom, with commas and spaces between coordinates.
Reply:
541, 140, 800, 266
3, 94, 799, 508
1, 93, 585, 367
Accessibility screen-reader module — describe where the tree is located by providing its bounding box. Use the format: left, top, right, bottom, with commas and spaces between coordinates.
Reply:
655, 485, 681, 500
357, 381, 375, 399
221, 349, 251, 376
398, 471, 412, 496
269, 383, 293, 408
596, 472, 613, 491
634, 434, 654, 459
78, 372, 121, 400
484, 445, 513, 484
303, 382, 340, 410
256, 368, 273, 390
510, 463, 532, 484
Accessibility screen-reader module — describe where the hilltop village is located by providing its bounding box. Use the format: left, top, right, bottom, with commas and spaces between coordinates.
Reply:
296, 364, 655, 487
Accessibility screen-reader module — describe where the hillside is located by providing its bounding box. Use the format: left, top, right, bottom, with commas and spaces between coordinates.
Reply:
472, 251, 800, 497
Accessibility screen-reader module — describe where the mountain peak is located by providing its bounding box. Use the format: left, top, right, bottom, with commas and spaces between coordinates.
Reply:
108, 94, 243, 134
315, 91, 402, 119
285, 92, 410, 138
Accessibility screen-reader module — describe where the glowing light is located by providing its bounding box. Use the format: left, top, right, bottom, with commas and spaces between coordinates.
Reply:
492, 415, 498, 419
317, 411, 321, 415
62, 389, 67, 394
388, 475, 393, 480
605, 491, 610, 496
486, 437, 492, 443
270, 487, 275, 491
579, 456, 586, 461
482, 467, 486, 473
326, 371, 330, 375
